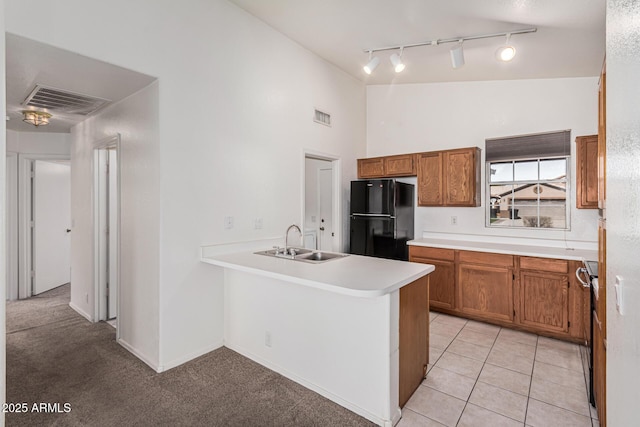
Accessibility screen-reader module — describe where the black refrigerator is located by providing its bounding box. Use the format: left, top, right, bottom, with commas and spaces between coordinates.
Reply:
349, 179, 414, 261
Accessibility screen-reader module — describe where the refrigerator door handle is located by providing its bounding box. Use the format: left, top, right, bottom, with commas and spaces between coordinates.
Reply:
351, 213, 395, 218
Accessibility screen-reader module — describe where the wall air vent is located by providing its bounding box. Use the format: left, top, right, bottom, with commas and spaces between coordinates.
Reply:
314, 109, 331, 127
22, 84, 111, 116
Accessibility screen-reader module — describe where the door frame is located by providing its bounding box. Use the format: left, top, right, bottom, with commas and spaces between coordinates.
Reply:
6, 152, 18, 301
302, 150, 342, 252
93, 135, 121, 331
17, 153, 71, 299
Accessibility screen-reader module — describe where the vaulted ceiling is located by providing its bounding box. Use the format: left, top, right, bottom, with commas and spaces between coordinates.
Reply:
229, 0, 605, 84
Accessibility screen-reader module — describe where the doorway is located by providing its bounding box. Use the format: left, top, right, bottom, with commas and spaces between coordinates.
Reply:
303, 153, 341, 252
94, 136, 120, 323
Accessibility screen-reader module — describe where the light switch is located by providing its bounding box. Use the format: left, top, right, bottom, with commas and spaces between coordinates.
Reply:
615, 275, 624, 315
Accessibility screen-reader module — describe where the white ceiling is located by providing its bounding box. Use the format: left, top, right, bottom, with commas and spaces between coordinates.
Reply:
229, 0, 605, 84
6, 33, 156, 133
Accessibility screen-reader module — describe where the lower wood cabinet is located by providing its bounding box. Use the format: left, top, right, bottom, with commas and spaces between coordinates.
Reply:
458, 251, 514, 323
409, 246, 455, 310
518, 270, 569, 333
408, 245, 588, 343
399, 275, 429, 408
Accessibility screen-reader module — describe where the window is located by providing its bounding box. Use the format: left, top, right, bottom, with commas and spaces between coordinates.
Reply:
486, 131, 571, 229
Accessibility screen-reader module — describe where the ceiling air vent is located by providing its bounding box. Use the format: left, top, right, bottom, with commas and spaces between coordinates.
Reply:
22, 84, 111, 116
314, 109, 331, 127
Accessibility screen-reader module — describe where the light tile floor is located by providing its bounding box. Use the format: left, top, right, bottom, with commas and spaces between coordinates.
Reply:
400, 312, 599, 427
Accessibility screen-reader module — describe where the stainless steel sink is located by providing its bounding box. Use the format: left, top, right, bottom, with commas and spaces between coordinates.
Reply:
255, 248, 348, 263
295, 251, 348, 263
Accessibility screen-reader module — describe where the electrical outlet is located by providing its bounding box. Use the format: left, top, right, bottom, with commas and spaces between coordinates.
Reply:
224, 216, 234, 229
265, 331, 272, 348
451, 216, 458, 225
254, 218, 263, 229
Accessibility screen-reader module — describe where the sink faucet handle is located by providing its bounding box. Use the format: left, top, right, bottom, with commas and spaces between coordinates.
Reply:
272, 245, 283, 255
289, 248, 297, 256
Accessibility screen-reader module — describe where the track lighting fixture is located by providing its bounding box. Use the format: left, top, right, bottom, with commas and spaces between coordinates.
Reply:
389, 47, 405, 73
450, 40, 465, 69
496, 33, 516, 62
363, 51, 380, 75
362, 28, 536, 74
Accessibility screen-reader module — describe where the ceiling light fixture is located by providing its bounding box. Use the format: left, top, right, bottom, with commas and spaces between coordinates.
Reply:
363, 28, 536, 73
22, 110, 52, 127
363, 50, 380, 75
450, 40, 465, 69
390, 47, 405, 73
496, 33, 517, 62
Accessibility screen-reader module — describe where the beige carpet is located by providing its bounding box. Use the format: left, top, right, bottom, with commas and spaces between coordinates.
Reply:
6, 285, 373, 426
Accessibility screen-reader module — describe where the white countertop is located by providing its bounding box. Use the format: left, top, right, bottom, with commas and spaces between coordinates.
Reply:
408, 238, 598, 261
201, 250, 434, 298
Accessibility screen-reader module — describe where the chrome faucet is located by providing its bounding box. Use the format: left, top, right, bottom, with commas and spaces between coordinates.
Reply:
284, 224, 302, 256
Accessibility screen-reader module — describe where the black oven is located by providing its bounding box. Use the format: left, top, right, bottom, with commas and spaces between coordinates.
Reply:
576, 260, 598, 405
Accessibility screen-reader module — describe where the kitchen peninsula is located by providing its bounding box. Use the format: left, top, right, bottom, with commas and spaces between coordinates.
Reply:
201, 245, 434, 427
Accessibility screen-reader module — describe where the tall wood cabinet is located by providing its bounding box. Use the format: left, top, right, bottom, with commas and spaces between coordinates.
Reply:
576, 135, 599, 209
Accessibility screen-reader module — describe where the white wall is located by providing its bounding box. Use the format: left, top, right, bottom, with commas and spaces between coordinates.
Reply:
6, 129, 71, 155
605, 1, 640, 424
0, 0, 6, 421
70, 82, 160, 368
6, 0, 366, 371
367, 78, 599, 243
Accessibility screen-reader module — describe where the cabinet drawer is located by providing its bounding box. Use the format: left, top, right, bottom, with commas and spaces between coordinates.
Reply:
459, 250, 513, 267
409, 246, 455, 262
520, 256, 568, 274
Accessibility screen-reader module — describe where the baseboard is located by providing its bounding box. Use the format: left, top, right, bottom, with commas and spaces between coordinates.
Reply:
225, 342, 394, 427
160, 340, 224, 372
117, 338, 162, 373
68, 302, 93, 322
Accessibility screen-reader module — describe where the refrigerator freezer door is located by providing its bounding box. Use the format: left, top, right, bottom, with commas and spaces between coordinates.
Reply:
350, 180, 395, 215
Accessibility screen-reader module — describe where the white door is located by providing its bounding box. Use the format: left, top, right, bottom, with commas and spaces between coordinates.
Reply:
107, 149, 118, 319
33, 160, 71, 295
318, 168, 334, 251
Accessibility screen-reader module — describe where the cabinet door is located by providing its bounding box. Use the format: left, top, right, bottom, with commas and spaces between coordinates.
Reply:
519, 271, 569, 333
417, 152, 443, 206
576, 135, 599, 209
412, 257, 455, 310
598, 64, 606, 210
357, 157, 385, 178
385, 154, 416, 177
399, 275, 429, 408
458, 263, 513, 322
443, 148, 479, 207
593, 311, 606, 426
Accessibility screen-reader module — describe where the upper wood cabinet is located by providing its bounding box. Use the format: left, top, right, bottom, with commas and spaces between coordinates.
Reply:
417, 147, 480, 207
357, 154, 415, 178
576, 135, 599, 209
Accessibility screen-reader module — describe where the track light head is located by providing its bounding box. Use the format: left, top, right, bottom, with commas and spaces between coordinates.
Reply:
450, 40, 465, 69
390, 47, 405, 73
363, 51, 380, 74
496, 33, 516, 62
